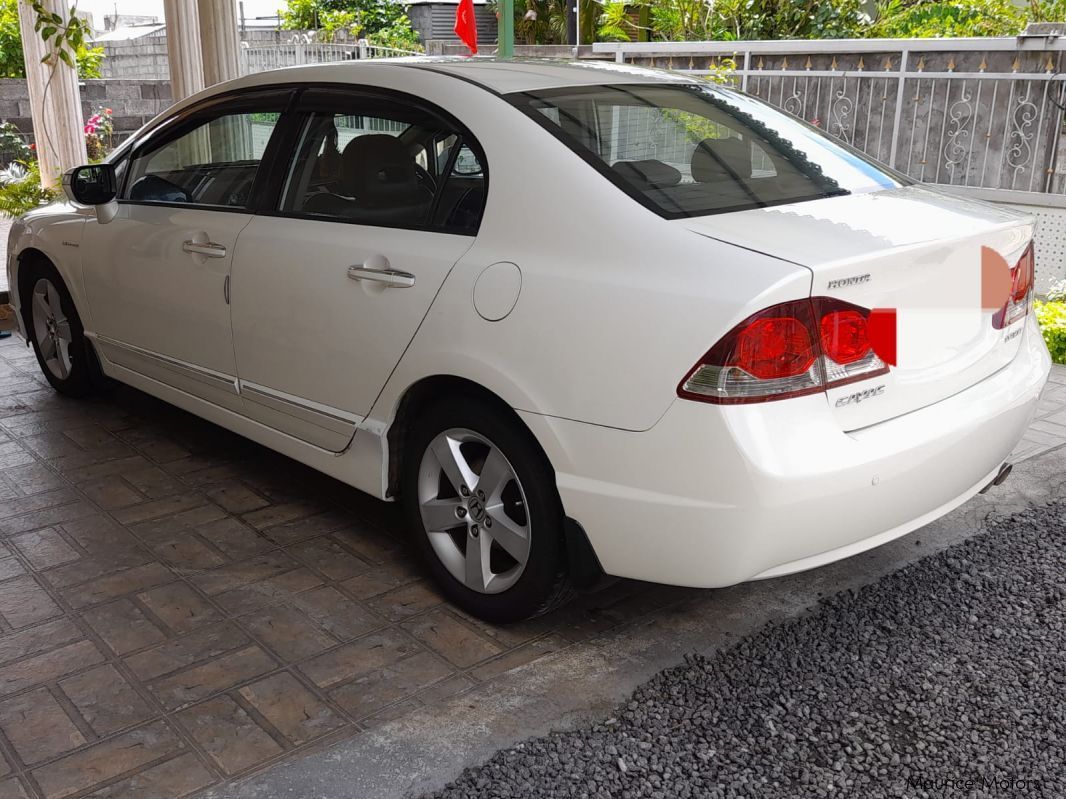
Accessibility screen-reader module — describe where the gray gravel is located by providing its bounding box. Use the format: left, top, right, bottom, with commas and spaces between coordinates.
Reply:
426, 503, 1066, 799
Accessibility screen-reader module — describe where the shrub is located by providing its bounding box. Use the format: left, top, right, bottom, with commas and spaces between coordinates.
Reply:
83, 107, 114, 162
1035, 300, 1066, 365
0, 161, 56, 219
281, 0, 423, 50
0, 121, 31, 163
1045, 279, 1066, 303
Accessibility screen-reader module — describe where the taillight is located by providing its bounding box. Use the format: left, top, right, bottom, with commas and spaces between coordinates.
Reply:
819, 309, 869, 365
994, 242, 1034, 329
678, 298, 890, 405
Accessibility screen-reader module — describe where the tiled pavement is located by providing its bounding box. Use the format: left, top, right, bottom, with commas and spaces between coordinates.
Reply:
0, 330, 1065, 799
0, 333, 709, 799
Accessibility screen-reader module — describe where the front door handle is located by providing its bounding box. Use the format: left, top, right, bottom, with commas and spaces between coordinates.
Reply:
183, 240, 227, 258
347, 266, 416, 288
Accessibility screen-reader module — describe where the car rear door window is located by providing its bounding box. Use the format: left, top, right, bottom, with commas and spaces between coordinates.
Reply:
278, 91, 486, 234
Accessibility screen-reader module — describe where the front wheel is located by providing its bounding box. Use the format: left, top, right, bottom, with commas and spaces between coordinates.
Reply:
24, 262, 95, 397
401, 396, 573, 623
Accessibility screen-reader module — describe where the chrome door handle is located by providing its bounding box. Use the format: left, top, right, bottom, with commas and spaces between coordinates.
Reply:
183, 240, 227, 258
347, 266, 416, 288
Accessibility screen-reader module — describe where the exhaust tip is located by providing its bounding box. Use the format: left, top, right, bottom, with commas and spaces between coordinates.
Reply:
993, 462, 1013, 486
980, 462, 1013, 494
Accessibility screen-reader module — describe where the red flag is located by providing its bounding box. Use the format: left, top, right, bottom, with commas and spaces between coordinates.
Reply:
454, 0, 478, 55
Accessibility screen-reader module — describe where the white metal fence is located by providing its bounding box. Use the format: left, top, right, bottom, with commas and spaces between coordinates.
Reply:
239, 40, 419, 75
595, 37, 1066, 196
595, 36, 1066, 288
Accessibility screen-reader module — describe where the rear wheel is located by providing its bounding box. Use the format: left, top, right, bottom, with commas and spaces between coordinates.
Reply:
24, 262, 95, 397
401, 396, 573, 623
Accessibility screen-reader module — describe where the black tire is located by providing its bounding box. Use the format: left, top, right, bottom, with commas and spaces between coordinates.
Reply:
400, 394, 574, 623
22, 259, 95, 397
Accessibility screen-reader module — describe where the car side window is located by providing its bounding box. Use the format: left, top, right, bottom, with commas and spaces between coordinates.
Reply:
125, 109, 283, 209
432, 144, 485, 232
279, 96, 486, 234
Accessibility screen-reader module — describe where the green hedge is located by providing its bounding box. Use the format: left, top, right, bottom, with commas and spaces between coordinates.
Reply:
1035, 300, 1066, 365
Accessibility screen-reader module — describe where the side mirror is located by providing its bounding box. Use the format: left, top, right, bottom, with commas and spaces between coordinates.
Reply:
63, 164, 117, 206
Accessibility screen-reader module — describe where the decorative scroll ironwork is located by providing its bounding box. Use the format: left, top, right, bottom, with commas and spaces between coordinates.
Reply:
942, 83, 975, 182
1006, 83, 1039, 188
596, 39, 1066, 197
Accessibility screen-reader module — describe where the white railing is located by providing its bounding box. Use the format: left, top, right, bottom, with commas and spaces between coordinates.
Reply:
593, 36, 1066, 197
239, 39, 421, 75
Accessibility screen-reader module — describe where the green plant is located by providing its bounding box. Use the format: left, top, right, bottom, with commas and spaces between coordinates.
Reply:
0, 160, 56, 218
1029, 0, 1066, 22
869, 0, 1022, 37
0, 121, 31, 161
1036, 300, 1066, 364
597, 1, 639, 41
281, 0, 422, 50
488, 0, 570, 46
366, 14, 422, 50
703, 56, 737, 84
83, 106, 113, 161
0, 0, 104, 78
1045, 279, 1066, 303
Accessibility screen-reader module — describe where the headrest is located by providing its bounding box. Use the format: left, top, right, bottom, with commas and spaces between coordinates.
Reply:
611, 159, 682, 191
691, 137, 751, 183
341, 134, 419, 201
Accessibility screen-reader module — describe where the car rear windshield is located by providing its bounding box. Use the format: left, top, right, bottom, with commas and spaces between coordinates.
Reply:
507, 83, 908, 219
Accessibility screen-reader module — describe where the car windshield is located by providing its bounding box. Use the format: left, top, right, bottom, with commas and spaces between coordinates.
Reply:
507, 83, 908, 219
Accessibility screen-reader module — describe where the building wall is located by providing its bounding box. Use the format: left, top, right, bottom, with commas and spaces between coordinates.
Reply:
97, 28, 316, 81
0, 79, 173, 139
409, 4, 497, 44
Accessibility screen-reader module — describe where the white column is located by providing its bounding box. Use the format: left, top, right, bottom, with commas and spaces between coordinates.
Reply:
197, 0, 241, 86
163, 0, 205, 101
17, 0, 88, 189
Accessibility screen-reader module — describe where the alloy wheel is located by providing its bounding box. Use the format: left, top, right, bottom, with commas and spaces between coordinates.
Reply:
31, 277, 73, 380
417, 428, 532, 594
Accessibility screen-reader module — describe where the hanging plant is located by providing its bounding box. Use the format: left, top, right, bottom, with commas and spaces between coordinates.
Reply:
25, 0, 93, 69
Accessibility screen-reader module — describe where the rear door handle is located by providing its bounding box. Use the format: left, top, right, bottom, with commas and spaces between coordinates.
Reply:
183, 241, 227, 258
347, 266, 416, 288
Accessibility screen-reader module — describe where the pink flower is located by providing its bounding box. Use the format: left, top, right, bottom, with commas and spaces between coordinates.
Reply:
104, 108, 112, 115
83, 124, 92, 134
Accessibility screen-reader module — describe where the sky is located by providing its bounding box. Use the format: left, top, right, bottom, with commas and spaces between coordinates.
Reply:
75, 0, 286, 27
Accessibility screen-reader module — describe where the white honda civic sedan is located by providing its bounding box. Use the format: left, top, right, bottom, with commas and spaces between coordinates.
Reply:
4, 59, 1050, 621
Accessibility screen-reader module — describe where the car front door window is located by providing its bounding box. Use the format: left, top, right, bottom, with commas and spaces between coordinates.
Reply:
126, 111, 282, 208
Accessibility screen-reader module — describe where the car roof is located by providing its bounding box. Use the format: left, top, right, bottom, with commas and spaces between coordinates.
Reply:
228, 57, 696, 96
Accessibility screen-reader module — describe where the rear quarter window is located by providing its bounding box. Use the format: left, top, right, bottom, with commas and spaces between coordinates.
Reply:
507, 83, 909, 219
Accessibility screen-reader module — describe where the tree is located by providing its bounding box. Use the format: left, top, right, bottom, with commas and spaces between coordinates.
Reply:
280, 0, 422, 51
0, 0, 104, 79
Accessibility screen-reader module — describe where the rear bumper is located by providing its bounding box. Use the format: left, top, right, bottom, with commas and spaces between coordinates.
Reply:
522, 314, 1051, 588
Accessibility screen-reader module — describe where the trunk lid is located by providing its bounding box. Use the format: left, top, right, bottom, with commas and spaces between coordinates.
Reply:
682, 185, 1034, 430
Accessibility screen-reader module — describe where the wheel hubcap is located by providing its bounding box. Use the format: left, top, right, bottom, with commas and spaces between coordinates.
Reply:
417, 428, 531, 594
31, 278, 73, 380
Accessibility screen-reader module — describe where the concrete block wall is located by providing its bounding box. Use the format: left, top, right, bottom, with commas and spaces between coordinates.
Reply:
0, 79, 172, 139
98, 28, 319, 80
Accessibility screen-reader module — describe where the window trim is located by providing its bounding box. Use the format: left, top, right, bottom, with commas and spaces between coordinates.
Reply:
113, 82, 489, 234
256, 84, 490, 237
119, 88, 300, 215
